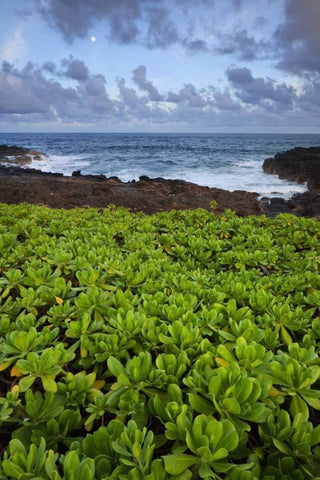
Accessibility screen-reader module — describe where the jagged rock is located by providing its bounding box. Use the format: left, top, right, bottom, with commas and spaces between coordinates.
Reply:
0, 163, 262, 215
0, 145, 319, 217
263, 146, 320, 191
0, 145, 48, 166
287, 191, 320, 217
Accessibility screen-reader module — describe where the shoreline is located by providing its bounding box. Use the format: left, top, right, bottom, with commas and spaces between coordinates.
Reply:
0, 145, 319, 217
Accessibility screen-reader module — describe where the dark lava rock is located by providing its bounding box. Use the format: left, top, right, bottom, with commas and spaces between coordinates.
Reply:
0, 144, 48, 166
287, 191, 320, 218
1, 145, 319, 218
267, 197, 293, 217
71, 170, 108, 181
0, 163, 263, 216
263, 146, 320, 191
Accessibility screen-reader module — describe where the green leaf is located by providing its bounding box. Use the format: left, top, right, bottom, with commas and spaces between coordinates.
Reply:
212, 448, 228, 461
280, 326, 292, 346
107, 356, 125, 377
42, 376, 57, 392
222, 398, 241, 415
188, 394, 213, 415
311, 425, 320, 446
112, 442, 132, 458
163, 454, 197, 475
19, 375, 36, 392
272, 438, 292, 455
302, 394, 320, 410
290, 395, 309, 421
2, 461, 24, 478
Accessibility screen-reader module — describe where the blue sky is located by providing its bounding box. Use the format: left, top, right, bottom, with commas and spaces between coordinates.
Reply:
0, 0, 319, 132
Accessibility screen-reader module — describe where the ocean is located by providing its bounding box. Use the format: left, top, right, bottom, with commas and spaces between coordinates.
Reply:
1, 132, 320, 199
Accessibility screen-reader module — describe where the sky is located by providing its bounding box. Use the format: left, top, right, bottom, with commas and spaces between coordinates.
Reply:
0, 0, 319, 133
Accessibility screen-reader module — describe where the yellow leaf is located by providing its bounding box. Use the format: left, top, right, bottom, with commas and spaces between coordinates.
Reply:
0, 362, 11, 372
11, 385, 20, 394
11, 364, 23, 377
93, 380, 106, 390
85, 422, 94, 431
55, 296, 63, 305
269, 388, 280, 397
215, 357, 230, 367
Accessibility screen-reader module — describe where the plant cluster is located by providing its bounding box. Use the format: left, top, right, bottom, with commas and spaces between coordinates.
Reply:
0, 202, 319, 479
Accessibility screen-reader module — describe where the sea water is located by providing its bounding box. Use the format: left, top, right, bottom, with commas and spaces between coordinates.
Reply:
1, 132, 320, 199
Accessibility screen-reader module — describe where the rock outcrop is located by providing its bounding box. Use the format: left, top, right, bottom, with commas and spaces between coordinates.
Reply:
0, 145, 48, 166
0, 165, 262, 216
263, 146, 320, 191
0, 145, 319, 217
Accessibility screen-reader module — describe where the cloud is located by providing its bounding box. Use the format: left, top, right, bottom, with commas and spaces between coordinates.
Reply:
182, 38, 208, 53
226, 67, 296, 106
61, 57, 89, 81
144, 7, 179, 48
167, 84, 207, 107
275, 0, 320, 75
215, 29, 270, 61
1, 58, 319, 131
33, 0, 245, 53
34, 0, 163, 44
211, 89, 241, 111
117, 78, 142, 109
132, 65, 163, 101
0, 59, 113, 120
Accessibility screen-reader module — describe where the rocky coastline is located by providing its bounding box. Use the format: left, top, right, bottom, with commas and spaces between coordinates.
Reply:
262, 147, 320, 217
0, 144, 319, 217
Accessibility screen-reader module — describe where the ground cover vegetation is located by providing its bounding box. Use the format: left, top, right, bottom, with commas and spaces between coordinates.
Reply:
0, 203, 319, 479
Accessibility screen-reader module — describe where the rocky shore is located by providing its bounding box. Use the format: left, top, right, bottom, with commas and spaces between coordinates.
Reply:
0, 145, 48, 166
262, 147, 320, 217
0, 145, 319, 217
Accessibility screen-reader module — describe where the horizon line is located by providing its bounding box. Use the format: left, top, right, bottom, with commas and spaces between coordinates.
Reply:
1, 131, 320, 135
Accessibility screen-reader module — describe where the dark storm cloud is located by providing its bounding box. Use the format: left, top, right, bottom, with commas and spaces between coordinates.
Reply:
275, 0, 320, 75
215, 29, 270, 61
226, 67, 296, 106
132, 65, 163, 101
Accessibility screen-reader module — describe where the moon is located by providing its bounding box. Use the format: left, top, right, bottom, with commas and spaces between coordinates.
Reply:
90, 36, 96, 42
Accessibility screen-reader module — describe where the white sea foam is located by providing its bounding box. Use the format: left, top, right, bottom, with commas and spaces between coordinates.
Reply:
29, 155, 308, 199
27, 154, 91, 175
24, 142, 312, 200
